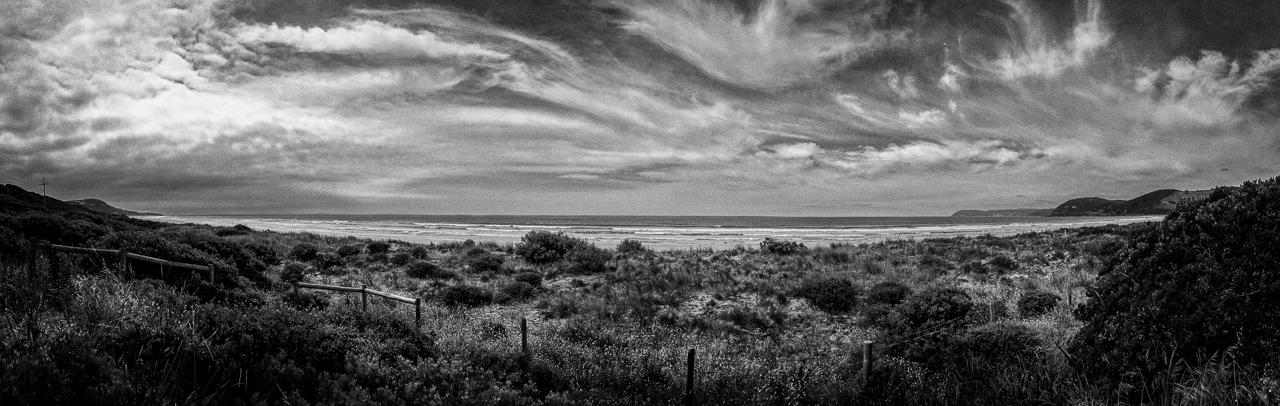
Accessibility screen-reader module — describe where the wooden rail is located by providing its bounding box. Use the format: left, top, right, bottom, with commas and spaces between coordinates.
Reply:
37, 243, 214, 282
292, 282, 422, 329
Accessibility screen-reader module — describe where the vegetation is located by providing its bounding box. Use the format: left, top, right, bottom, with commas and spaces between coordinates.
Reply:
3, 177, 1280, 405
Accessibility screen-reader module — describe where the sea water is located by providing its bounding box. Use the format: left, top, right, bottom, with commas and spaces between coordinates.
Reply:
141, 214, 1161, 251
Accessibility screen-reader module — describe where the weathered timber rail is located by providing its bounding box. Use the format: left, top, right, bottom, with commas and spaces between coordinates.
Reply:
33, 243, 214, 282
292, 282, 422, 328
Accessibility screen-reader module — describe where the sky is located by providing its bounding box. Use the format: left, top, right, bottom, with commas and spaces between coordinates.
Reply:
1, 0, 1278, 216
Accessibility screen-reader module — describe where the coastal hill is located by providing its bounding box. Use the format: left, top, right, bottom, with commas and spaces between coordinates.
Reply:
1, 184, 158, 216
1049, 189, 1213, 216
67, 198, 161, 216
953, 188, 1214, 217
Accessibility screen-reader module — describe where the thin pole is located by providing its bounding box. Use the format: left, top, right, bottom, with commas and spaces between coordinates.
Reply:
292, 281, 299, 297
26, 244, 37, 279
39, 177, 48, 209
521, 317, 529, 355
207, 263, 214, 283
862, 341, 875, 382
685, 348, 696, 405
415, 299, 421, 329
361, 286, 368, 312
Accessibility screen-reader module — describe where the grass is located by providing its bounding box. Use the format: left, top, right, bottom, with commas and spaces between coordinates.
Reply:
1, 218, 1277, 405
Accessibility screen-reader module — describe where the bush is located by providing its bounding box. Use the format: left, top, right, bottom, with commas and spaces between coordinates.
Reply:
389, 252, 413, 266
1017, 290, 1060, 318
289, 243, 319, 261
313, 252, 344, 270
793, 277, 860, 314
563, 244, 612, 274
497, 281, 537, 303
616, 239, 645, 255
1071, 177, 1280, 395
405, 261, 455, 279
515, 231, 583, 265
465, 252, 505, 273
866, 281, 912, 305
442, 285, 493, 307
899, 286, 974, 327
366, 241, 391, 254
336, 245, 361, 257
409, 245, 430, 259
760, 238, 806, 255
954, 322, 1042, 364
283, 291, 328, 310
960, 261, 989, 275
988, 255, 1019, 273
514, 272, 543, 287
279, 261, 307, 283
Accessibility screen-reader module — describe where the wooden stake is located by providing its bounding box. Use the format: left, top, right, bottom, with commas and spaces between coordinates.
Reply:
862, 341, 875, 382
118, 250, 129, 279
685, 348, 696, 405
415, 299, 421, 330
521, 317, 529, 355
361, 286, 368, 312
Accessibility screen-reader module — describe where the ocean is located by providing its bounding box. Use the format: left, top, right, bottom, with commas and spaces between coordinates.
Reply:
142, 214, 1162, 251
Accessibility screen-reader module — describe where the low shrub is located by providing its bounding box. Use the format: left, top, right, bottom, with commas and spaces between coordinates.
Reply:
409, 245, 430, 259
442, 285, 493, 307
497, 281, 537, 303
283, 290, 328, 310
513, 272, 543, 287
616, 239, 646, 255
289, 243, 319, 261
954, 322, 1042, 364
988, 255, 1019, 273
313, 252, 344, 270
515, 231, 583, 265
336, 244, 361, 258
564, 245, 612, 274
1017, 290, 1060, 318
866, 281, 912, 305
538, 296, 581, 319
366, 241, 391, 254
960, 261, 989, 275
793, 277, 860, 314
465, 252, 505, 273
760, 238, 806, 255
279, 261, 307, 283
389, 252, 413, 266
405, 261, 455, 280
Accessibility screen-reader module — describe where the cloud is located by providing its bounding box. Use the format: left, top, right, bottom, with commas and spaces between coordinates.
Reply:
234, 20, 510, 61
614, 0, 906, 89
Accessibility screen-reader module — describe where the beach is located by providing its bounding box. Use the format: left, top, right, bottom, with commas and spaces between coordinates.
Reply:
141, 214, 1163, 250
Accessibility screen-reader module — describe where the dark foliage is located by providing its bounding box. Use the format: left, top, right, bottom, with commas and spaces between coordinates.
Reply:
759, 238, 806, 255
465, 252, 505, 273
987, 255, 1019, 273
793, 277, 860, 314
1071, 177, 1280, 396
289, 243, 319, 261
336, 244, 362, 257
497, 281, 537, 303
389, 251, 413, 266
514, 231, 583, 265
866, 281, 912, 306
616, 239, 646, 255
563, 244, 612, 274
365, 241, 391, 254
441, 285, 494, 307
881, 287, 974, 365
405, 261, 455, 280
513, 272, 543, 287
1017, 290, 1060, 318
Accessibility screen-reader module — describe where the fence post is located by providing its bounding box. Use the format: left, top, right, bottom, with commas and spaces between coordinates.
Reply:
26, 244, 37, 279
685, 348, 696, 406
861, 341, 875, 382
361, 286, 368, 312
118, 249, 129, 279
415, 299, 422, 330
292, 281, 299, 297
1067, 288, 1073, 308
521, 317, 529, 355
207, 263, 214, 283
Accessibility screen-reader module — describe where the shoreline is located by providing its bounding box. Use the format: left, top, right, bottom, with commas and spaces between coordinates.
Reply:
141, 214, 1164, 251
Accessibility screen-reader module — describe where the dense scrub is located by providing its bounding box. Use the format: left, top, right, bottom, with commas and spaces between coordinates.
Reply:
1072, 177, 1280, 401
4, 178, 1280, 405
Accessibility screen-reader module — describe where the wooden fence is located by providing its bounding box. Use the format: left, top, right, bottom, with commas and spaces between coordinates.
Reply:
292, 282, 422, 329
30, 243, 214, 282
